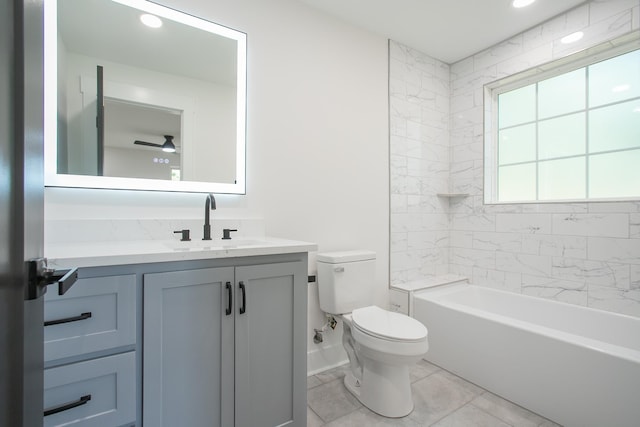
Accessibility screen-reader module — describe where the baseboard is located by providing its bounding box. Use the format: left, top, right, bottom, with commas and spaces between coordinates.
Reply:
307, 343, 347, 376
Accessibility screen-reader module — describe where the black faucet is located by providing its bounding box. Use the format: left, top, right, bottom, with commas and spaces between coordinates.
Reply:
203, 193, 216, 240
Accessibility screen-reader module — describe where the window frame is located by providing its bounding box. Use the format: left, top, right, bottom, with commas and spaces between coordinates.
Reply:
483, 31, 640, 205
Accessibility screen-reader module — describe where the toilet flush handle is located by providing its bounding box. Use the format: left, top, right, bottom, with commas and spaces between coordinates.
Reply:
334, 267, 344, 273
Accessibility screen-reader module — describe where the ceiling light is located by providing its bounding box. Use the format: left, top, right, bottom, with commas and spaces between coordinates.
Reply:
140, 14, 162, 28
512, 0, 536, 8
561, 31, 584, 44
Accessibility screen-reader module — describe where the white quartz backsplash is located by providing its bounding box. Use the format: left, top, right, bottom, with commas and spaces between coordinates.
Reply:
45, 218, 265, 244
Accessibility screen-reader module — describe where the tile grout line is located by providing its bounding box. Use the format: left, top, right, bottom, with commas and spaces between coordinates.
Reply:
307, 404, 325, 426
467, 401, 516, 427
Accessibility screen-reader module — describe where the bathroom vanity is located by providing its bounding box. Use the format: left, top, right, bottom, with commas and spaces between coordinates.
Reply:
43, 238, 315, 427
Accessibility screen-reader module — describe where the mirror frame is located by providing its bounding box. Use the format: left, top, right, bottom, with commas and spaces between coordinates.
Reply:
44, 0, 247, 194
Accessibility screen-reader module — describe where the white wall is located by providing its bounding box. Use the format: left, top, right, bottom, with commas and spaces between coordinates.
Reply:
390, 0, 640, 318
45, 0, 389, 373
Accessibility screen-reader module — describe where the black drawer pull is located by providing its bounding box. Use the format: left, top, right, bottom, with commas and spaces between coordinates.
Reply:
44, 394, 91, 417
44, 312, 92, 327
225, 282, 232, 315
239, 281, 246, 314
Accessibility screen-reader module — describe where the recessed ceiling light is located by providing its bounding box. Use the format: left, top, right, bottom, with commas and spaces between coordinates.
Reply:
512, 0, 536, 8
561, 31, 584, 44
140, 13, 162, 28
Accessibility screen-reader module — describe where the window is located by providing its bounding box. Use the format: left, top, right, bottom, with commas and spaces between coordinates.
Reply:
484, 35, 640, 203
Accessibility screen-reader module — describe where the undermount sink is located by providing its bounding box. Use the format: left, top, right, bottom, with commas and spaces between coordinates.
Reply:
164, 239, 267, 251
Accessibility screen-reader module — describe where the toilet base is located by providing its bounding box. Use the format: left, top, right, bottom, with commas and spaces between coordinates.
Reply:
343, 360, 414, 418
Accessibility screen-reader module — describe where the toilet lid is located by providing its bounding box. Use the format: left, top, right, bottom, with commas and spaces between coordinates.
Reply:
351, 306, 427, 342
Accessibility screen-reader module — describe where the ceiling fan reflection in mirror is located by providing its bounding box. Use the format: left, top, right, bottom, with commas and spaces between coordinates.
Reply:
133, 135, 177, 153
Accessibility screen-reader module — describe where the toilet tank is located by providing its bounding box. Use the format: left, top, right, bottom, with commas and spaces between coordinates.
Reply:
316, 250, 376, 314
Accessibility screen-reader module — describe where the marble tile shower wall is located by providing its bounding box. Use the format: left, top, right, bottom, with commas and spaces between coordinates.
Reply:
389, 41, 451, 284
390, 0, 640, 317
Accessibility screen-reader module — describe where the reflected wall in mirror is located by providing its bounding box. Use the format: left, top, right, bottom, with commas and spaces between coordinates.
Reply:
45, 0, 247, 193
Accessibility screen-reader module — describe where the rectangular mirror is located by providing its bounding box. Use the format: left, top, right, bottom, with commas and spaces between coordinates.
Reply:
44, 0, 246, 193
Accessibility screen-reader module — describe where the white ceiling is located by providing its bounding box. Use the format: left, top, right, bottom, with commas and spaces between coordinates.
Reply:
296, 0, 588, 63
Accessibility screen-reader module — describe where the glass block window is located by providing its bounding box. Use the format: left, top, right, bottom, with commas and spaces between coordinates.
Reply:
485, 45, 640, 203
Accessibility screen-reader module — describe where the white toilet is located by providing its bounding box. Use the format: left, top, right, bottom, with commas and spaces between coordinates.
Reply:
317, 250, 428, 418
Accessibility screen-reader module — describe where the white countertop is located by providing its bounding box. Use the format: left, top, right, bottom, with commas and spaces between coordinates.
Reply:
46, 237, 317, 268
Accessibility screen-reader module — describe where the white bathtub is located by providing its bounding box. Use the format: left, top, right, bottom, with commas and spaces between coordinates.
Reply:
412, 283, 640, 427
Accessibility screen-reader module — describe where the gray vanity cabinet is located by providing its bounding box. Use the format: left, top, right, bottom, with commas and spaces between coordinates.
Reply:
143, 256, 307, 427
43, 274, 137, 427
234, 262, 307, 427
143, 267, 235, 427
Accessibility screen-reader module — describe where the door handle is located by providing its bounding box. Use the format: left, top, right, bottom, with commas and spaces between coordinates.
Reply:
225, 282, 232, 315
239, 281, 246, 314
26, 258, 78, 300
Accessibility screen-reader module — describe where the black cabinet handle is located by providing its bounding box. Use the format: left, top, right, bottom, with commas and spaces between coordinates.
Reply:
44, 394, 91, 417
225, 282, 232, 315
239, 281, 246, 314
44, 312, 92, 327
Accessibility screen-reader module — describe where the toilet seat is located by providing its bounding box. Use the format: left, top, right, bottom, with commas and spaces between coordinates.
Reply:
351, 305, 427, 342
343, 306, 429, 359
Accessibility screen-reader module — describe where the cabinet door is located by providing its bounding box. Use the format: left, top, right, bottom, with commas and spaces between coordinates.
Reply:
235, 261, 307, 427
143, 267, 235, 427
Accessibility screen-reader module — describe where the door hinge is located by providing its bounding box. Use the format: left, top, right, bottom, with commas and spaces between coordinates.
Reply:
26, 258, 78, 300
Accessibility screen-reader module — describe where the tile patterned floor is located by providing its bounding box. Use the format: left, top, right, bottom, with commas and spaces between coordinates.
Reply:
307, 361, 561, 427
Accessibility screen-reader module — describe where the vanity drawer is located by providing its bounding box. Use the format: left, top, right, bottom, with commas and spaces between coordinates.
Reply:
44, 274, 136, 362
44, 351, 136, 427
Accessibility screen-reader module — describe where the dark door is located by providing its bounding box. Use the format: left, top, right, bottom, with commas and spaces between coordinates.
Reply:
1, 0, 46, 426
